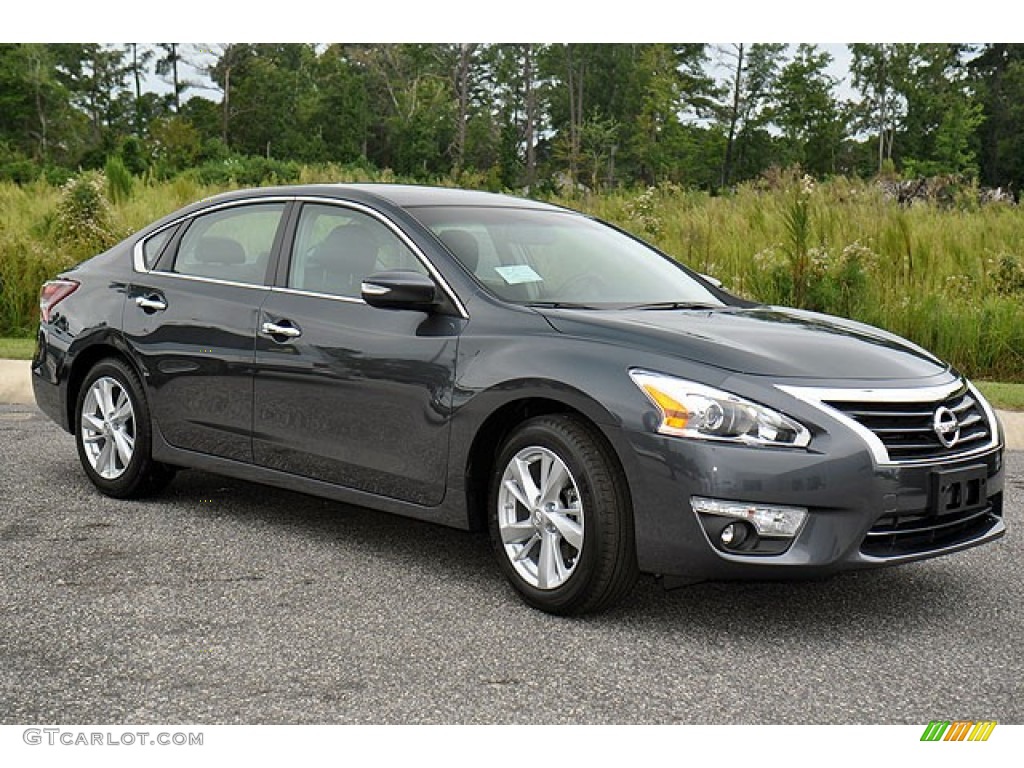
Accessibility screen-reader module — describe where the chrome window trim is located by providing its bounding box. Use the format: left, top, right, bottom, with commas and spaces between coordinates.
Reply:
778, 380, 1001, 467
132, 220, 183, 273
137, 270, 273, 292
268, 286, 365, 305
132, 195, 469, 319
132, 196, 295, 275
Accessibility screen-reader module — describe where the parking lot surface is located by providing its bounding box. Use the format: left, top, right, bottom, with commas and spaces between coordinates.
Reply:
1, 403, 1021, 724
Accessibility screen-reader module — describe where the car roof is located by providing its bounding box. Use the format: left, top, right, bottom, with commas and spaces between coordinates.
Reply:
133, 183, 573, 243
342, 184, 564, 210
198, 183, 566, 212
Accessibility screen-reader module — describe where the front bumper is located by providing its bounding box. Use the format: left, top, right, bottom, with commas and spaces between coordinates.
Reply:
617, 426, 1005, 582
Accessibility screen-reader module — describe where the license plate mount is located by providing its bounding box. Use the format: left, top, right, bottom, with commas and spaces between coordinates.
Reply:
929, 464, 987, 515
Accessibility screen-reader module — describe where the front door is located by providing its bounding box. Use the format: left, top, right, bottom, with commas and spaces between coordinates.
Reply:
252, 202, 462, 506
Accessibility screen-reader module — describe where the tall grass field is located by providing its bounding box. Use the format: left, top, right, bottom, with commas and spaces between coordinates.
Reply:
2, 169, 1023, 382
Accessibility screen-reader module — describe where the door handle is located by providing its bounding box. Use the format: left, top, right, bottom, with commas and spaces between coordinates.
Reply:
135, 295, 167, 312
261, 321, 302, 340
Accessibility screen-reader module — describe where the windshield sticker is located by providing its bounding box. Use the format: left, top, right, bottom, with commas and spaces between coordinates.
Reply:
494, 265, 543, 285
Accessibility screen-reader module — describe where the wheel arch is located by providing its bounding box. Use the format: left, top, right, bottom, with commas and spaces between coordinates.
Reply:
65, 340, 147, 432
462, 392, 631, 533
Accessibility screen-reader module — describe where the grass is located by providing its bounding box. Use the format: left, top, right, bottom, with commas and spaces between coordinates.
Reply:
3, 171, 1024, 380
977, 381, 1024, 412
0, 336, 34, 360
553, 177, 1024, 382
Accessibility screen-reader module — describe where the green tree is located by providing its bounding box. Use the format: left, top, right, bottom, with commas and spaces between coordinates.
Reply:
772, 44, 845, 176
899, 44, 982, 178
451, 43, 479, 177
149, 114, 201, 173
213, 44, 320, 160
155, 44, 193, 112
969, 44, 1024, 190
849, 43, 913, 173
125, 44, 154, 133
349, 44, 456, 177
483, 44, 551, 188
714, 43, 786, 186
0, 44, 72, 165
627, 44, 715, 185
51, 43, 132, 160
542, 44, 715, 188
204, 43, 249, 149
311, 45, 370, 163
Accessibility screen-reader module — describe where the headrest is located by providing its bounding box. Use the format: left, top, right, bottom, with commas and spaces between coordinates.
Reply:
314, 225, 379, 274
195, 236, 246, 265
318, 225, 377, 256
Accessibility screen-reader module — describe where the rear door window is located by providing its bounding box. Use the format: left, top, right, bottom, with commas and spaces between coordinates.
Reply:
172, 203, 286, 285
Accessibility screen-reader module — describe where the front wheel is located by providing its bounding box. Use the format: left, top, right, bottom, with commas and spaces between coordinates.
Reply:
488, 415, 637, 615
75, 358, 176, 498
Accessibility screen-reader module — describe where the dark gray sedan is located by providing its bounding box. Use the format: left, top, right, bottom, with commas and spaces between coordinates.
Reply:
32, 184, 1006, 614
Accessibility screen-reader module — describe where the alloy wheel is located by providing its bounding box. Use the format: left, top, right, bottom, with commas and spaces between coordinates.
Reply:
497, 446, 585, 590
80, 376, 136, 480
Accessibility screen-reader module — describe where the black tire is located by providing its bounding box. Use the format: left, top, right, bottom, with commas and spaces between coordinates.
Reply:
74, 358, 176, 499
488, 414, 638, 615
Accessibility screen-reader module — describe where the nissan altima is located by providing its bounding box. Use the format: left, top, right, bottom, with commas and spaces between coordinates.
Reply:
32, 184, 1006, 614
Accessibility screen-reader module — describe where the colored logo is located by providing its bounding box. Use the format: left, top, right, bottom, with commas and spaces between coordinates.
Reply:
921, 720, 997, 742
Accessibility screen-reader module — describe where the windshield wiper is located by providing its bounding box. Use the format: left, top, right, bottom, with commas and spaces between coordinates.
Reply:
526, 301, 603, 310
620, 301, 722, 311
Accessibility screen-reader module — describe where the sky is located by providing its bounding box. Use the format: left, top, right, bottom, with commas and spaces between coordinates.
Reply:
7, 1, 1009, 42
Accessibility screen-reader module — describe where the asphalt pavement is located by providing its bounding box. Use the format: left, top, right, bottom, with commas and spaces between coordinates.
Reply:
1, 402, 1021, 724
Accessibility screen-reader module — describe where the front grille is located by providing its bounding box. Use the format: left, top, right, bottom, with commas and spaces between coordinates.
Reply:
861, 494, 1002, 558
825, 386, 991, 462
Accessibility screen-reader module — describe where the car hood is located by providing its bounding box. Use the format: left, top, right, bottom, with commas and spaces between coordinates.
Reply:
538, 305, 949, 380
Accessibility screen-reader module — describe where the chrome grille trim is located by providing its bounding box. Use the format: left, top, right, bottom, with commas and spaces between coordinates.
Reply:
779, 380, 1001, 466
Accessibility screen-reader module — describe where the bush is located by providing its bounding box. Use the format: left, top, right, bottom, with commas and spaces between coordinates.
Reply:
992, 254, 1024, 295
118, 136, 150, 176
105, 155, 134, 203
0, 141, 39, 184
54, 171, 118, 257
188, 155, 302, 186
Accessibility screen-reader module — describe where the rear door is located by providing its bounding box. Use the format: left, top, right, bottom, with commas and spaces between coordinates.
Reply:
123, 200, 289, 462
252, 201, 463, 506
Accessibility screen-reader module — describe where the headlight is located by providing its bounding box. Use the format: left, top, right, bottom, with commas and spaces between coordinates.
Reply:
629, 370, 811, 448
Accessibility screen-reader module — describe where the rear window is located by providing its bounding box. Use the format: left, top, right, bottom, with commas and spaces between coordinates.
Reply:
141, 226, 175, 269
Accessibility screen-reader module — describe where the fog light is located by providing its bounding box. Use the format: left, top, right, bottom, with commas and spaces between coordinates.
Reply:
721, 523, 737, 545
719, 522, 750, 549
692, 497, 808, 539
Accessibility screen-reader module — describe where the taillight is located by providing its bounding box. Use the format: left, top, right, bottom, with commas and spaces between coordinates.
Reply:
39, 279, 79, 323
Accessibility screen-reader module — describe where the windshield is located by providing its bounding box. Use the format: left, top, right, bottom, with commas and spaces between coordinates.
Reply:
409, 206, 724, 308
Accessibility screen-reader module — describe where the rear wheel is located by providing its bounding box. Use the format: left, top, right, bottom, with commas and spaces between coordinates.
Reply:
489, 415, 637, 615
75, 359, 176, 498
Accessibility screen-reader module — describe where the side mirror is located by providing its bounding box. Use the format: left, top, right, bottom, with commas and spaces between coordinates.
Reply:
361, 271, 438, 310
